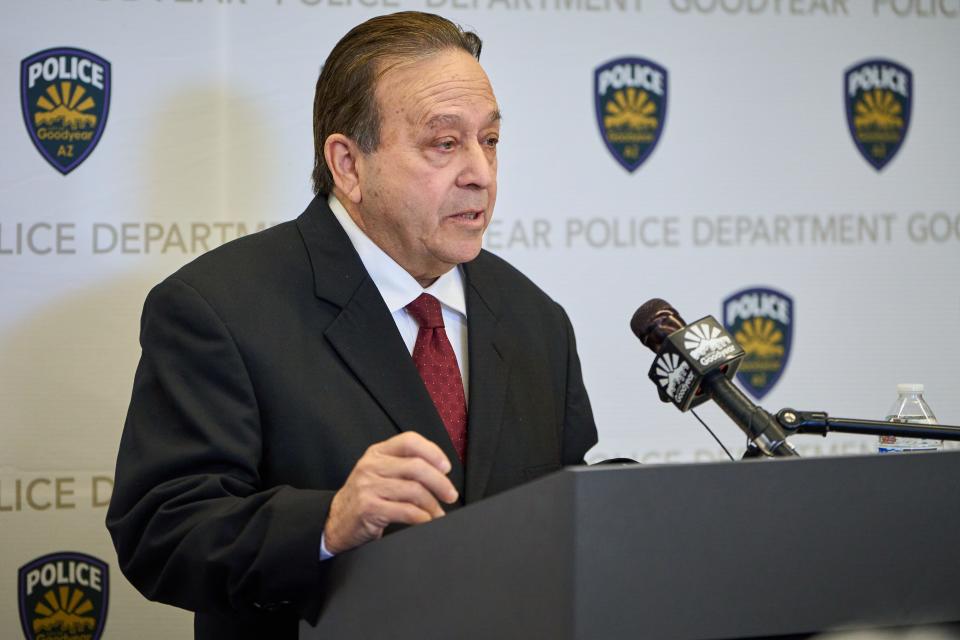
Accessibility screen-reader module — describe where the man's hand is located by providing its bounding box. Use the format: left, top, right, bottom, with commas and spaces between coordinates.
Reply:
322, 432, 458, 555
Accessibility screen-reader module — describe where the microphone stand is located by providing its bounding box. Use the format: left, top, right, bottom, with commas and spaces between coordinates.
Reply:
773, 409, 960, 441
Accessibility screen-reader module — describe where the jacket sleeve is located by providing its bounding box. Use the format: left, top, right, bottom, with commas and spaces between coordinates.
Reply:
106, 276, 332, 615
557, 304, 599, 466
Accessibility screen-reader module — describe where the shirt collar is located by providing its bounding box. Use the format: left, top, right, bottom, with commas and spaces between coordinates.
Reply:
328, 194, 467, 317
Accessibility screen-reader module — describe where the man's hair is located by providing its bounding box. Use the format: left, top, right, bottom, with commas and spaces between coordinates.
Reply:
312, 12, 483, 196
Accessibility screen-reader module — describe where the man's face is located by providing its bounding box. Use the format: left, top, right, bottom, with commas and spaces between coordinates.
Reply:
352, 48, 500, 285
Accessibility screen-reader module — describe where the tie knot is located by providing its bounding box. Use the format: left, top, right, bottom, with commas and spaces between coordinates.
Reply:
406, 293, 444, 329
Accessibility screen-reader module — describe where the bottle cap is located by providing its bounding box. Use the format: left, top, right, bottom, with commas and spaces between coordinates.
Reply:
897, 383, 924, 394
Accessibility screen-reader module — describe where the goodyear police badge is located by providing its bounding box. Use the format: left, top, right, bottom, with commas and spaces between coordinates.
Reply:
844, 59, 912, 171
18, 551, 109, 640
21, 48, 111, 175
722, 287, 793, 401
594, 57, 668, 173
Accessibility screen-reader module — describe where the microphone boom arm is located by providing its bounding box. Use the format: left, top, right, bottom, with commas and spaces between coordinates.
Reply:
775, 409, 960, 442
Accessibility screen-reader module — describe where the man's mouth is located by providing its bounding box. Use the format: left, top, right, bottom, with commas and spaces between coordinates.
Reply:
451, 210, 483, 221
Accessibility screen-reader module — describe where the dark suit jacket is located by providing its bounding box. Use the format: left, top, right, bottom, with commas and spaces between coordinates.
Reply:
106, 196, 598, 639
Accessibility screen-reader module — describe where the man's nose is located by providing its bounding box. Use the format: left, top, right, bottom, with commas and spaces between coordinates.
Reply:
456, 140, 495, 190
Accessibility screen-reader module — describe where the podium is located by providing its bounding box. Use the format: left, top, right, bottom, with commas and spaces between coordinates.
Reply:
301, 451, 960, 639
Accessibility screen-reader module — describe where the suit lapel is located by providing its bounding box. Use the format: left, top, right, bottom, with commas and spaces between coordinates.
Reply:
462, 256, 512, 503
296, 197, 465, 495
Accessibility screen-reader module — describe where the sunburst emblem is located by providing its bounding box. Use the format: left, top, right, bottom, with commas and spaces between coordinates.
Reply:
34, 81, 97, 129
604, 87, 658, 135
684, 323, 720, 351
31, 586, 97, 635
654, 352, 690, 400
655, 353, 681, 386
734, 318, 784, 358
853, 89, 903, 131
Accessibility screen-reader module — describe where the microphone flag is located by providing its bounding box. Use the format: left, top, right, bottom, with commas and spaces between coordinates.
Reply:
648, 315, 745, 412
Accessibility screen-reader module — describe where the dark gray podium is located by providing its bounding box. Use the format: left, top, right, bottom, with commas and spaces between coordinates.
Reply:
301, 451, 960, 639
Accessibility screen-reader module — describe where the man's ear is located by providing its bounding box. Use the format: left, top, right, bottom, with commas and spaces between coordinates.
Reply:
324, 133, 363, 204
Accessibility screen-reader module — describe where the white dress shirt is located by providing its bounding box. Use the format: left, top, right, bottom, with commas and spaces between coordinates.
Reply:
327, 194, 470, 400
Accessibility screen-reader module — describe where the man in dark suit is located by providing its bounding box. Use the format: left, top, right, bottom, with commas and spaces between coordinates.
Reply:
107, 11, 597, 639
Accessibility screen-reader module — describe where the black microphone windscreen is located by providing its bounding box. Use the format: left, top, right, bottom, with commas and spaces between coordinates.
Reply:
630, 298, 687, 352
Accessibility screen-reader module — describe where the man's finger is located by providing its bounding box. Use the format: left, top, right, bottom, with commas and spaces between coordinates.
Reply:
375, 478, 446, 518
368, 498, 435, 528
369, 454, 458, 504
375, 431, 452, 474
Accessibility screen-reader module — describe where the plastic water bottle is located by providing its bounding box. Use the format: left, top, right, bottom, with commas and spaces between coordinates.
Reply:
878, 383, 941, 453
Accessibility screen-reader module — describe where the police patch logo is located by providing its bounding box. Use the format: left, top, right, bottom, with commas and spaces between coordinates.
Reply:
21, 47, 111, 175
844, 58, 911, 171
18, 551, 109, 640
594, 57, 668, 173
722, 287, 793, 400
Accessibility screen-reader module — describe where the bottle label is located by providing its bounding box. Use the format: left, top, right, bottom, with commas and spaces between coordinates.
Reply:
879, 445, 939, 454
878, 414, 941, 453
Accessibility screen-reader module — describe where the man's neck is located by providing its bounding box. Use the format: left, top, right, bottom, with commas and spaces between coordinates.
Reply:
330, 190, 451, 287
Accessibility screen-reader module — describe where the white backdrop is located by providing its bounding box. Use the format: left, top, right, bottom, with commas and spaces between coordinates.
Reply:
2, 1, 958, 636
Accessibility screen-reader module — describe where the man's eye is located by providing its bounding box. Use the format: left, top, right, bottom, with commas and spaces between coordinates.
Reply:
435, 139, 456, 151
485, 136, 500, 148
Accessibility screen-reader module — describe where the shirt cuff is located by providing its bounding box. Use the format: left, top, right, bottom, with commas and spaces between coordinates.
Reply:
319, 533, 335, 561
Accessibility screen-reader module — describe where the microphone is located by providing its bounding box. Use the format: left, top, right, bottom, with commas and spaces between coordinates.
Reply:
631, 299, 799, 458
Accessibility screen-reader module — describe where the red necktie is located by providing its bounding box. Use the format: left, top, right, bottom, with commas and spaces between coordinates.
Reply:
406, 293, 468, 462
